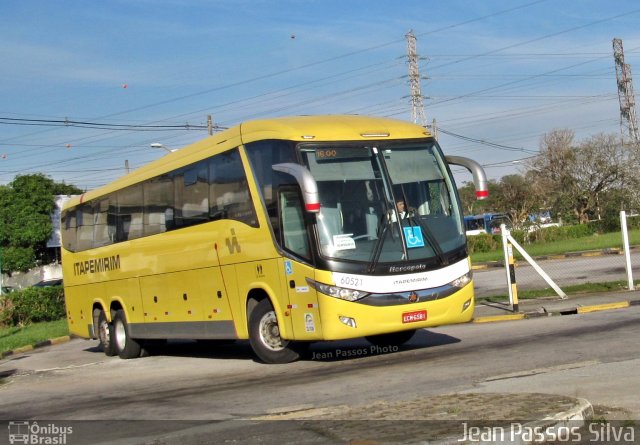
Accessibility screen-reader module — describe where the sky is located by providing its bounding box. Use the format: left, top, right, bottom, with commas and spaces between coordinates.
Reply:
1, 0, 639, 190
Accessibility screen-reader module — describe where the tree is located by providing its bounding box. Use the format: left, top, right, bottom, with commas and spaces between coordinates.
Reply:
0, 174, 82, 274
528, 130, 633, 224
571, 133, 631, 222
492, 174, 542, 228
457, 180, 500, 215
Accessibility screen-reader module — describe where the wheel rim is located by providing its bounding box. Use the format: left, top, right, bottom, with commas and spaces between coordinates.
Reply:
114, 319, 127, 351
258, 311, 285, 351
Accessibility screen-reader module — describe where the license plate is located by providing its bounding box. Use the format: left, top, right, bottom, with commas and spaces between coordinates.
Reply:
402, 310, 427, 324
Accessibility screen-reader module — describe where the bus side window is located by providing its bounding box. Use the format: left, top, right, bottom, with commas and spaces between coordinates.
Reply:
107, 199, 117, 242
93, 198, 111, 247
76, 204, 94, 251
143, 176, 174, 235
62, 210, 77, 252
245, 139, 298, 237
180, 162, 209, 226
209, 149, 258, 227
116, 185, 143, 241
279, 188, 310, 259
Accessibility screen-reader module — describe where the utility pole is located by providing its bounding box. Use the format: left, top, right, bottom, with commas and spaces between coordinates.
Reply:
207, 115, 213, 136
613, 38, 639, 145
405, 30, 428, 128
431, 118, 438, 140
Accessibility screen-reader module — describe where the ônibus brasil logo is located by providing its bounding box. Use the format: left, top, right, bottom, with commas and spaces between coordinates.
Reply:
8, 421, 73, 445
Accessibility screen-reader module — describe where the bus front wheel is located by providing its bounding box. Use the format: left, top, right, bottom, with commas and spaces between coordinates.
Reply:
96, 309, 117, 357
249, 299, 302, 364
113, 309, 142, 359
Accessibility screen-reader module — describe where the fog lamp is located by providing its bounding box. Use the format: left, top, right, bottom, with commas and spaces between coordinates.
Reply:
339, 316, 357, 328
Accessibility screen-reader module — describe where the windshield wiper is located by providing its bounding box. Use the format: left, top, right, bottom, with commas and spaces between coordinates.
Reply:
366, 196, 409, 273
405, 212, 448, 266
366, 214, 390, 274
396, 188, 447, 267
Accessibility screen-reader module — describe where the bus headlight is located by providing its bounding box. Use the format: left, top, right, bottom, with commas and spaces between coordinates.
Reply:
450, 271, 472, 289
307, 279, 369, 302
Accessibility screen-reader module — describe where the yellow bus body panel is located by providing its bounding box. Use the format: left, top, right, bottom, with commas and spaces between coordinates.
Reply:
239, 115, 431, 145
317, 282, 474, 340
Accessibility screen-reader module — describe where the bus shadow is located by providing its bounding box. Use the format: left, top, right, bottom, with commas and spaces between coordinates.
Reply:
84, 340, 254, 361
83, 330, 460, 362
303, 330, 460, 362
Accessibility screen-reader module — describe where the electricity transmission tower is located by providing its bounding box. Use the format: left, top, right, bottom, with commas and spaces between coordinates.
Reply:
613, 38, 639, 145
405, 30, 428, 128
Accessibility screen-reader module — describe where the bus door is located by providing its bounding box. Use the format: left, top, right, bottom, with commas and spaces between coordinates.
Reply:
279, 187, 323, 340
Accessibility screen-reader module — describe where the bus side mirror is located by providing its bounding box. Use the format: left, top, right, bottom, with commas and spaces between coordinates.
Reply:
272, 163, 321, 213
445, 156, 489, 200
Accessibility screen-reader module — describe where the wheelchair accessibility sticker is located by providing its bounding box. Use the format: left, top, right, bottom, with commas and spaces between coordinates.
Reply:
284, 260, 293, 275
403, 226, 425, 248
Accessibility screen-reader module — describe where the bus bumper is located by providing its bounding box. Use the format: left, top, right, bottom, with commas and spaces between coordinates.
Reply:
317, 281, 475, 340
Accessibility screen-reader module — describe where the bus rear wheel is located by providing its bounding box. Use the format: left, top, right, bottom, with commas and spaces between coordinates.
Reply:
96, 309, 117, 357
249, 299, 302, 364
366, 329, 416, 348
113, 309, 142, 359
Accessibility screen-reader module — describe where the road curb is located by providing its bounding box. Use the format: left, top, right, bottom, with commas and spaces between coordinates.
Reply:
506, 398, 594, 445
256, 394, 596, 444
1, 335, 71, 359
576, 301, 630, 313
432, 398, 594, 445
473, 314, 526, 323
473, 299, 636, 323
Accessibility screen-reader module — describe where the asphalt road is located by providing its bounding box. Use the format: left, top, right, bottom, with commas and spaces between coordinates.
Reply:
473, 251, 640, 298
1, 305, 638, 443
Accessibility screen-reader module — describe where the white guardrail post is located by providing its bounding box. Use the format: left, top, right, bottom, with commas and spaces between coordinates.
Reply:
500, 224, 567, 303
620, 210, 635, 291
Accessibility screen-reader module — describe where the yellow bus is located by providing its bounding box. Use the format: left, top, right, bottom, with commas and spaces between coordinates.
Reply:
61, 115, 488, 363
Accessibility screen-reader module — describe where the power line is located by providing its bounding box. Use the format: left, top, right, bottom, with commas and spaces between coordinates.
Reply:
481, 155, 538, 168
0, 117, 219, 131
427, 7, 640, 74
438, 128, 538, 154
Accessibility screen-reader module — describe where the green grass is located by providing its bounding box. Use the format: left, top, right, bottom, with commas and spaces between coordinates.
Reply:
0, 319, 69, 355
470, 230, 640, 264
478, 280, 640, 303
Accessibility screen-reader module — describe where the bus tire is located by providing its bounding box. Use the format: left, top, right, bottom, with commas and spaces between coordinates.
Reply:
97, 309, 117, 357
113, 309, 142, 359
366, 329, 416, 348
248, 299, 301, 364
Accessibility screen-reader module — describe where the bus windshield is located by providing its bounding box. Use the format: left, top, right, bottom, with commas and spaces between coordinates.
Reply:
300, 141, 465, 265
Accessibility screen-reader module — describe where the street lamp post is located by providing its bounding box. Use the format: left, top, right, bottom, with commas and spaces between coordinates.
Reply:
150, 143, 177, 153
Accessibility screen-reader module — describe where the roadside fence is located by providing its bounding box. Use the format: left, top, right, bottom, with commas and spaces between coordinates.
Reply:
473, 211, 639, 309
